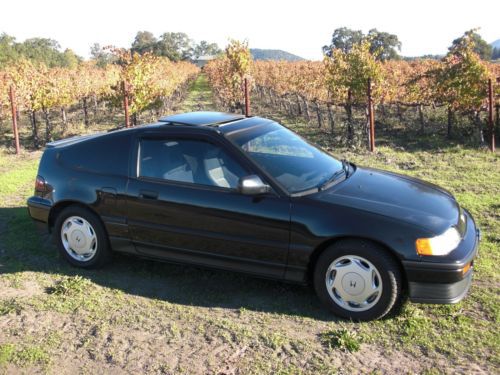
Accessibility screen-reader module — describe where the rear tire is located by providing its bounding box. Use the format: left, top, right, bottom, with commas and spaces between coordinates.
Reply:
54, 205, 111, 268
313, 239, 402, 321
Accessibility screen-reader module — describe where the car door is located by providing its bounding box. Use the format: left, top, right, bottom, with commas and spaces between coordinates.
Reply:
126, 132, 291, 278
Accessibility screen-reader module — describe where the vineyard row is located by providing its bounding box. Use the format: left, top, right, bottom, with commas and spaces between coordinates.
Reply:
0, 53, 199, 150
204, 44, 500, 149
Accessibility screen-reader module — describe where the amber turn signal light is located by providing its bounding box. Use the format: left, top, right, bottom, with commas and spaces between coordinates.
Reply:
415, 238, 433, 256
462, 262, 472, 275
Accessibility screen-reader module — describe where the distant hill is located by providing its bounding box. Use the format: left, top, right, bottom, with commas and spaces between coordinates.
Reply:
250, 49, 304, 62
491, 39, 500, 49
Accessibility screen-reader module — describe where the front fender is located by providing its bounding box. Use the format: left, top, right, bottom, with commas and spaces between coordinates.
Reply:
286, 199, 432, 282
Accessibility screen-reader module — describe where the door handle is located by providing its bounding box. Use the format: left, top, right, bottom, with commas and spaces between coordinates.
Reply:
139, 189, 159, 200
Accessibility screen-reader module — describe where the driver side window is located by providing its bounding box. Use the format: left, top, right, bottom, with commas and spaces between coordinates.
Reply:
139, 138, 248, 189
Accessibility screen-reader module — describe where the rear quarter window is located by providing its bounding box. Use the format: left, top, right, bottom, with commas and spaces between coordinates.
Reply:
59, 132, 131, 176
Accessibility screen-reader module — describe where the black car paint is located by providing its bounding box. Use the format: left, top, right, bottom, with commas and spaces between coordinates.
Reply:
27, 112, 479, 304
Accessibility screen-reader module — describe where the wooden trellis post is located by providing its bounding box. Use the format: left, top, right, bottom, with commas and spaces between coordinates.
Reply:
122, 81, 131, 128
244, 77, 250, 117
487, 78, 496, 152
9, 85, 20, 155
367, 79, 375, 152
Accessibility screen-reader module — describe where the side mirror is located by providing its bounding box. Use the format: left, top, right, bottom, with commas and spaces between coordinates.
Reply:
238, 175, 271, 195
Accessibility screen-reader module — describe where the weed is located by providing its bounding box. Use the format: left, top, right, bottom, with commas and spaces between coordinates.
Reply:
259, 332, 288, 350
46, 276, 91, 296
43, 331, 62, 349
13, 345, 51, 367
0, 344, 50, 367
398, 305, 432, 341
0, 299, 22, 316
319, 328, 361, 352
0, 344, 15, 365
3, 273, 24, 288
422, 368, 444, 375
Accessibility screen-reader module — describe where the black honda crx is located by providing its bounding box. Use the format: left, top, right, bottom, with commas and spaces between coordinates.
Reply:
28, 112, 479, 320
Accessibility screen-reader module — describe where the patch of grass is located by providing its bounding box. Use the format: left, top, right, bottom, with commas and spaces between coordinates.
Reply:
43, 331, 63, 349
421, 369, 445, 375
0, 343, 50, 368
319, 328, 361, 352
0, 208, 56, 279
35, 275, 116, 316
12, 345, 51, 367
202, 317, 257, 345
0, 153, 39, 198
0, 344, 15, 365
259, 331, 288, 350
46, 275, 91, 296
0, 299, 23, 316
179, 74, 217, 112
3, 273, 25, 288
274, 363, 306, 375
397, 305, 433, 343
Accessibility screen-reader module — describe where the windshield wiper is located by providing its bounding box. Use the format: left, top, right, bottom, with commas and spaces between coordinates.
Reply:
342, 159, 350, 178
318, 170, 345, 191
318, 160, 351, 191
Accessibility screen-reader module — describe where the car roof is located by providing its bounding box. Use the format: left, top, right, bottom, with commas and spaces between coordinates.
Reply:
158, 111, 246, 126
47, 112, 271, 149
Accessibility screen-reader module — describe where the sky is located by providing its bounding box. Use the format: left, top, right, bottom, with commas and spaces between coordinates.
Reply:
1, 0, 499, 60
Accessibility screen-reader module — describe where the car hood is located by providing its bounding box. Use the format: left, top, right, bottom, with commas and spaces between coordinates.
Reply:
313, 166, 459, 234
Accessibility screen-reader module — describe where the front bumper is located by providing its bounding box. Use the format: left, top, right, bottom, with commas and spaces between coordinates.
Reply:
402, 209, 479, 304
408, 270, 473, 304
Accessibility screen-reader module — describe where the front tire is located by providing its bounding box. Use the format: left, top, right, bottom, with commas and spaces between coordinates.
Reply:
314, 239, 402, 321
54, 205, 111, 268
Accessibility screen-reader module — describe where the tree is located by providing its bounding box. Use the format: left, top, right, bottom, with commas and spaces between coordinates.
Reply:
0, 35, 81, 68
193, 41, 221, 59
323, 27, 401, 61
15, 38, 63, 67
367, 29, 401, 61
450, 30, 492, 60
0, 33, 19, 67
131, 31, 158, 55
156, 32, 193, 61
323, 27, 364, 56
90, 43, 116, 67
129, 32, 221, 60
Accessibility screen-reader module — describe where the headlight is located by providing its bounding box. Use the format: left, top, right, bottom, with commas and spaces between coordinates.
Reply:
416, 227, 461, 256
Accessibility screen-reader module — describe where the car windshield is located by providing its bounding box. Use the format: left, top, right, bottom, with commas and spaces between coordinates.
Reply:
225, 121, 344, 194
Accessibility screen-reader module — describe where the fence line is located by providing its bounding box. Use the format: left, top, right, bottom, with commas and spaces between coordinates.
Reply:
251, 77, 499, 152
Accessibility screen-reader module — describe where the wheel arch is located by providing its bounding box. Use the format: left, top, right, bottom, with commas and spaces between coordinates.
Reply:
48, 200, 101, 233
306, 236, 407, 289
